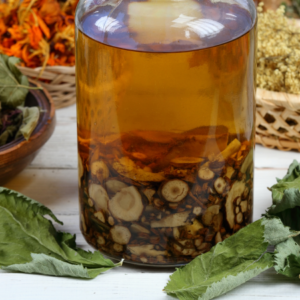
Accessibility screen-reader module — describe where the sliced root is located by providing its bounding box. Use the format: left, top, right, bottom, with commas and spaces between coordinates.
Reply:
109, 186, 144, 222
160, 180, 189, 203
151, 211, 191, 228
198, 167, 215, 181
105, 179, 128, 194
225, 181, 246, 229
217, 139, 241, 160
240, 200, 248, 213
128, 244, 166, 256
89, 183, 109, 211
110, 225, 131, 245
236, 212, 243, 224
80, 213, 87, 233
112, 157, 165, 182
225, 166, 235, 179
94, 211, 105, 223
97, 236, 106, 246
214, 177, 227, 194
113, 243, 124, 252
130, 223, 150, 234
91, 160, 110, 182
184, 219, 203, 235
143, 188, 156, 203
202, 205, 220, 226
215, 232, 222, 244
193, 206, 202, 215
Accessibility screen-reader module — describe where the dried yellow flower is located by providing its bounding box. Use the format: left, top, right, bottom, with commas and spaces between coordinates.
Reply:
257, 4, 300, 94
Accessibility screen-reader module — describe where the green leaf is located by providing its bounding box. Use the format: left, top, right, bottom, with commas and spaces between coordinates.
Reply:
16, 106, 40, 140
266, 160, 300, 244
0, 54, 30, 108
274, 238, 300, 278
0, 187, 121, 278
164, 218, 294, 300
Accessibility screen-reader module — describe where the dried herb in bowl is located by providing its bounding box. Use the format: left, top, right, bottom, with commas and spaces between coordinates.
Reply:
0, 54, 40, 146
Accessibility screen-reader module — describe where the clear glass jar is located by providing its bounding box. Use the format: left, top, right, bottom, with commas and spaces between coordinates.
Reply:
75, 0, 257, 266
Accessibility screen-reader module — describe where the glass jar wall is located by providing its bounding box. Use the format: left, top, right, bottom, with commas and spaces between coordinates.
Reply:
75, 0, 257, 266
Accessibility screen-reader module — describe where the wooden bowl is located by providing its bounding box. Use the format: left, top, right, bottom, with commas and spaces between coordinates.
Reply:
0, 80, 56, 184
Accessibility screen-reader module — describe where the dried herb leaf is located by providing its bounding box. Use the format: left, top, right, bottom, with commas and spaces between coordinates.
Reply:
0, 54, 30, 108
0, 187, 121, 278
16, 106, 40, 140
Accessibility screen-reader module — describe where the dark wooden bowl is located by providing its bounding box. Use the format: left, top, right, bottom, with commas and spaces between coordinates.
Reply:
0, 80, 56, 184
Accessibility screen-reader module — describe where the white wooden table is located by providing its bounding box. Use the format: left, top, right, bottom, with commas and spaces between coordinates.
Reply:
1, 105, 300, 299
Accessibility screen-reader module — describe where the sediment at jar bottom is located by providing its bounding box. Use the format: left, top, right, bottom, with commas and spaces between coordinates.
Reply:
78, 130, 254, 265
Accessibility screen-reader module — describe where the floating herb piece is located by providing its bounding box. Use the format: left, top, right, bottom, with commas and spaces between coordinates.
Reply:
0, 187, 122, 278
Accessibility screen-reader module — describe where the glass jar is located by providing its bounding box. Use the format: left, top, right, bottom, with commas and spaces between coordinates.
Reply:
75, 0, 257, 266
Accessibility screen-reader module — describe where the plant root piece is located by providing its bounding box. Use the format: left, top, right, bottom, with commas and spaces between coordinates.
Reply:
109, 186, 144, 222
193, 206, 202, 215
241, 149, 253, 173
91, 160, 110, 182
184, 219, 203, 235
130, 223, 150, 234
215, 232, 222, 243
236, 212, 243, 224
113, 157, 165, 182
128, 244, 166, 256
94, 211, 105, 223
202, 205, 220, 226
240, 200, 248, 213
110, 225, 131, 245
198, 167, 215, 181
161, 179, 189, 203
214, 177, 227, 194
225, 181, 246, 228
113, 243, 124, 252
151, 211, 191, 228
105, 179, 128, 194
89, 184, 109, 211
217, 139, 241, 160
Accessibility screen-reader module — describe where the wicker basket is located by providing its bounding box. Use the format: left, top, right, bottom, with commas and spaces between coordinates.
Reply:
18, 65, 76, 109
256, 88, 300, 151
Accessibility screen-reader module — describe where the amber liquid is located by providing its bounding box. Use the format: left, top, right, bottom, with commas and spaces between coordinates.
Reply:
76, 2, 256, 265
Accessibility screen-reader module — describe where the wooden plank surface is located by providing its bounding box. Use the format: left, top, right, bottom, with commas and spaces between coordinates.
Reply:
1, 104, 300, 300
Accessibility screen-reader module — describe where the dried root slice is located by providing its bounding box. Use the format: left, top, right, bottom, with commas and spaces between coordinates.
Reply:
202, 205, 220, 226
173, 244, 195, 256
151, 211, 191, 228
89, 184, 109, 211
212, 213, 223, 232
113, 157, 165, 182
236, 212, 243, 224
128, 244, 166, 256
225, 181, 246, 229
214, 177, 227, 194
198, 167, 215, 181
225, 166, 235, 179
130, 223, 150, 234
97, 236, 105, 245
173, 227, 180, 239
91, 160, 110, 181
161, 180, 189, 203
193, 206, 202, 215
78, 154, 84, 187
109, 186, 144, 222
143, 188, 156, 202
240, 200, 248, 213
110, 225, 131, 245
171, 157, 204, 164
105, 179, 128, 194
241, 149, 253, 173
94, 211, 105, 223
215, 232, 222, 244
217, 139, 241, 160
194, 237, 204, 248
113, 243, 124, 252
184, 219, 203, 235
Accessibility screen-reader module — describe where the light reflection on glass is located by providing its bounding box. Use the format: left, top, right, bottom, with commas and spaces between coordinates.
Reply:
95, 16, 122, 32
